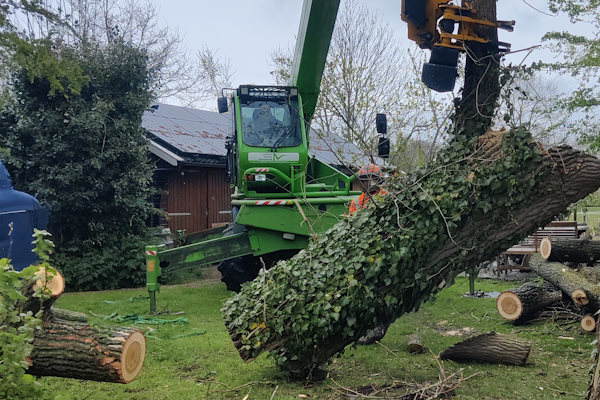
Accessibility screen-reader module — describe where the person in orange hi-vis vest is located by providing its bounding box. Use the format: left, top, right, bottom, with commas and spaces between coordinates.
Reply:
349, 163, 386, 214
349, 163, 392, 345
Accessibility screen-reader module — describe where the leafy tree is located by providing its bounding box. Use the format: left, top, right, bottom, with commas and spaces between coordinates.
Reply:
10, 0, 233, 107
0, 2, 87, 101
496, 67, 573, 146
0, 40, 155, 290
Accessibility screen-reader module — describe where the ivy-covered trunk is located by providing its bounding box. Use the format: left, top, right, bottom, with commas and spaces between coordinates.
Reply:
222, 129, 600, 378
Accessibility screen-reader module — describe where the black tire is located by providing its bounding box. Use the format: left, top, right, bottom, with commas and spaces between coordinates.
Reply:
217, 249, 299, 292
217, 255, 262, 292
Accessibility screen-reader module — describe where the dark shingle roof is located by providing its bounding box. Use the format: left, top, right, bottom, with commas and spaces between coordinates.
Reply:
142, 103, 369, 168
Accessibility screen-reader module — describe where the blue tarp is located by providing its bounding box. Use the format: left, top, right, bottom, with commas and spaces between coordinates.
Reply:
0, 161, 48, 270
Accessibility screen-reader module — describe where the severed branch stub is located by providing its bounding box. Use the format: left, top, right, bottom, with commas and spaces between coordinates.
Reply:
407, 334, 424, 354
440, 332, 532, 366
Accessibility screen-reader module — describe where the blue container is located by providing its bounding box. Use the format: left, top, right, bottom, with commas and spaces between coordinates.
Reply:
0, 161, 48, 270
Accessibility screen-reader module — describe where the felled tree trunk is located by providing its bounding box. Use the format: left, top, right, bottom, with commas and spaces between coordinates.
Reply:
496, 280, 562, 323
439, 332, 531, 365
28, 308, 146, 383
529, 255, 600, 310
581, 267, 600, 284
222, 139, 600, 378
540, 238, 600, 264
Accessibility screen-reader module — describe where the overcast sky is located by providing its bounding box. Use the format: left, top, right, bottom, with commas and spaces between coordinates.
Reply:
150, 0, 593, 106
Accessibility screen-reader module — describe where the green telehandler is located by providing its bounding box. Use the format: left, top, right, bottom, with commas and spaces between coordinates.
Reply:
144, 0, 393, 313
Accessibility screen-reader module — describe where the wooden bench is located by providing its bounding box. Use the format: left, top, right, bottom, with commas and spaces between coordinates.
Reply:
496, 221, 579, 273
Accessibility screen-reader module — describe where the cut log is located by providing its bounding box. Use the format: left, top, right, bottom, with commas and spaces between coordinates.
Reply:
28, 308, 146, 383
529, 255, 600, 310
496, 280, 562, 323
439, 332, 532, 366
581, 315, 596, 333
10, 268, 146, 384
407, 334, 423, 354
540, 238, 600, 264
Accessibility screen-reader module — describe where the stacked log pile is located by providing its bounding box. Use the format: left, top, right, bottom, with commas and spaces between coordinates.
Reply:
14, 268, 146, 383
496, 242, 600, 333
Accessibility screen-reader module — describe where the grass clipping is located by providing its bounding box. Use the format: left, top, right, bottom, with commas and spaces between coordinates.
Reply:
222, 127, 600, 379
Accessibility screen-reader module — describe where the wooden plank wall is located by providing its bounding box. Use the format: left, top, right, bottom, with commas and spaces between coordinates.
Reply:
166, 167, 232, 234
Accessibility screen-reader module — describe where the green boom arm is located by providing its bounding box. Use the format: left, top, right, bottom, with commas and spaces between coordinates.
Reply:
289, 0, 340, 128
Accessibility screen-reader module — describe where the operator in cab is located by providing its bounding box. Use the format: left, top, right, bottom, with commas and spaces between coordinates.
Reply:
245, 103, 285, 147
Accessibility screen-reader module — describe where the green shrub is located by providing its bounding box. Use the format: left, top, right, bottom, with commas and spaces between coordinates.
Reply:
53, 234, 150, 292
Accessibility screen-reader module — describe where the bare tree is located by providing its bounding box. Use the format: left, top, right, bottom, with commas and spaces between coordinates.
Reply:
496, 68, 573, 146
8, 0, 232, 106
270, 0, 453, 167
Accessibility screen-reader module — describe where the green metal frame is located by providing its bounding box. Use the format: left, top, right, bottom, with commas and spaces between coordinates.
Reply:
145, 0, 348, 313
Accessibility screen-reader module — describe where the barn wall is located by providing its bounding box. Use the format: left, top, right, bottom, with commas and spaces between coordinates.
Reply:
166, 167, 232, 234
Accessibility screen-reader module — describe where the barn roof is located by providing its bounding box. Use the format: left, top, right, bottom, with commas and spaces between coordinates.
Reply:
142, 103, 370, 168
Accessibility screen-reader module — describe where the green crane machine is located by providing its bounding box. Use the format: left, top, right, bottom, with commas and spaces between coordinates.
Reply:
144, 0, 380, 313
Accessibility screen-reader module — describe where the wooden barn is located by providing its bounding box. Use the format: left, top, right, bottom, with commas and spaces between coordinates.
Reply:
143, 103, 368, 235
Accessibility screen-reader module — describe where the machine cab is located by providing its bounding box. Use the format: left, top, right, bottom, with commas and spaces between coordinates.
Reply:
226, 85, 309, 197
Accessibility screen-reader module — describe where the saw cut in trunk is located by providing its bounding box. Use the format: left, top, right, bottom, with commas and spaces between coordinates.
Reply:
496, 280, 562, 323
581, 314, 596, 333
440, 332, 532, 366
540, 238, 600, 264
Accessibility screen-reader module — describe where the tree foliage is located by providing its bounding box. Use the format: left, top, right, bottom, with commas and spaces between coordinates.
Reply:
9, 0, 233, 107
0, 40, 154, 290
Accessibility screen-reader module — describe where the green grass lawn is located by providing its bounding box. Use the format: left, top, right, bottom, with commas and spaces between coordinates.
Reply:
42, 277, 592, 399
